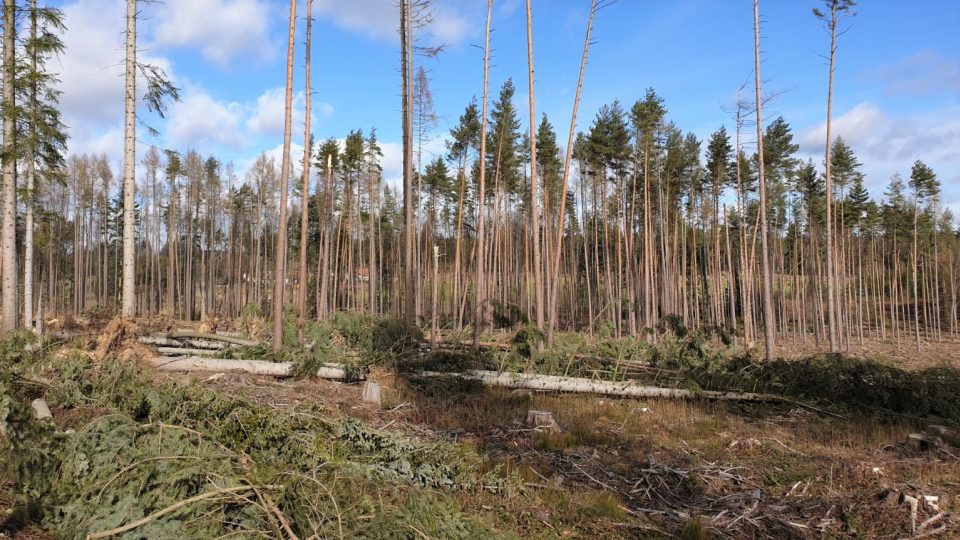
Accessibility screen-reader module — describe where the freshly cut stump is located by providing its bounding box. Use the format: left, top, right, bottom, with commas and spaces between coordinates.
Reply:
362, 381, 382, 406
31, 398, 52, 420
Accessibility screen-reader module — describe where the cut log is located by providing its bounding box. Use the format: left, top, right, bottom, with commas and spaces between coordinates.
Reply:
420, 370, 784, 402
166, 331, 258, 347
145, 356, 354, 380
362, 381, 382, 405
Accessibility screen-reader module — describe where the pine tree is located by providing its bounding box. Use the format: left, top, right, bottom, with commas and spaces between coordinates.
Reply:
21, 0, 67, 330
630, 88, 666, 329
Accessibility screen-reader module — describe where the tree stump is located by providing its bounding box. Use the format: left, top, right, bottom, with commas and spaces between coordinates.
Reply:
31, 398, 52, 420
362, 381, 382, 406
526, 410, 561, 433
906, 433, 941, 452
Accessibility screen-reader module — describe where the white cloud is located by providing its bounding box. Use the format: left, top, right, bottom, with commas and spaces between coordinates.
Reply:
313, 0, 473, 46
798, 102, 884, 150
151, 0, 275, 68
380, 141, 403, 188
246, 87, 334, 137
798, 102, 960, 202
247, 87, 305, 136
166, 88, 245, 149
58, 0, 176, 163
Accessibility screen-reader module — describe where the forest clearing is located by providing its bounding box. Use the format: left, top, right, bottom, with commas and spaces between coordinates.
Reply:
1, 0, 959, 538
1, 314, 959, 539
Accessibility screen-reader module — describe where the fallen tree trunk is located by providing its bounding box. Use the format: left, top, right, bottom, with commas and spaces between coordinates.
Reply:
139, 336, 228, 350
420, 370, 782, 402
155, 347, 219, 357
167, 331, 258, 347
146, 356, 354, 380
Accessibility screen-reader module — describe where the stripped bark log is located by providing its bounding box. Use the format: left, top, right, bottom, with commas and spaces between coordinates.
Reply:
420, 370, 785, 402
139, 336, 227, 350
167, 331, 258, 347
155, 347, 219, 357
145, 356, 354, 380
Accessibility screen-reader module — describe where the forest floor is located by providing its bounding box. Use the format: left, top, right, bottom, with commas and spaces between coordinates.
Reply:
772, 333, 960, 370
1, 316, 958, 539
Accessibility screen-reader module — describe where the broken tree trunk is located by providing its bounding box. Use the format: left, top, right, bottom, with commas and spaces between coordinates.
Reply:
146, 356, 353, 380
421, 370, 784, 402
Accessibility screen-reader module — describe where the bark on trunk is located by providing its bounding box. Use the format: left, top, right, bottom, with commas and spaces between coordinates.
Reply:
1, 0, 18, 331
272, 0, 297, 351
146, 356, 352, 380
421, 370, 783, 402
120, 0, 137, 317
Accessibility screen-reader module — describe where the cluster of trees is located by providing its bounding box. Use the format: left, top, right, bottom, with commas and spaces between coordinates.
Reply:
0, 0, 956, 359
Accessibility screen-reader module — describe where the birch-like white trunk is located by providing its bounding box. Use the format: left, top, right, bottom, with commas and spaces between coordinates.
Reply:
120, 0, 137, 317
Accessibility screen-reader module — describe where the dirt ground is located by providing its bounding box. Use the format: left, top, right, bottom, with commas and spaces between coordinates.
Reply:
769, 333, 960, 371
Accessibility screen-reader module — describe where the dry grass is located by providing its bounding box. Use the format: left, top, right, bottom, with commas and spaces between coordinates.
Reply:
12, 323, 958, 539
153, 364, 960, 537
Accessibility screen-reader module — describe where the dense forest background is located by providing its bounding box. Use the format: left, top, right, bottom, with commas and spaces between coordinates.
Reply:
0, 0, 956, 358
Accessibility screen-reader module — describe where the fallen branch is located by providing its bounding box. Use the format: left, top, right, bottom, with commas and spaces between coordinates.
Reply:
85, 484, 273, 539
420, 370, 786, 402
146, 356, 354, 380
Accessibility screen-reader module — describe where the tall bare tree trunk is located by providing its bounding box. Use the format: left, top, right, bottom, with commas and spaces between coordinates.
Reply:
431, 244, 439, 346
753, 0, 776, 362
23, 1, 38, 330
272, 0, 297, 351
0, 0, 15, 332
120, 0, 137, 318
297, 0, 313, 340
822, 2, 839, 353
913, 199, 922, 352
401, 0, 416, 322
317, 155, 332, 319
473, 0, 493, 350
525, 0, 543, 335
547, 0, 596, 345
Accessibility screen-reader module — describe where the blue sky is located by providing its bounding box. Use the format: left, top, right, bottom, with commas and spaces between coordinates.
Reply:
53, 0, 960, 214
